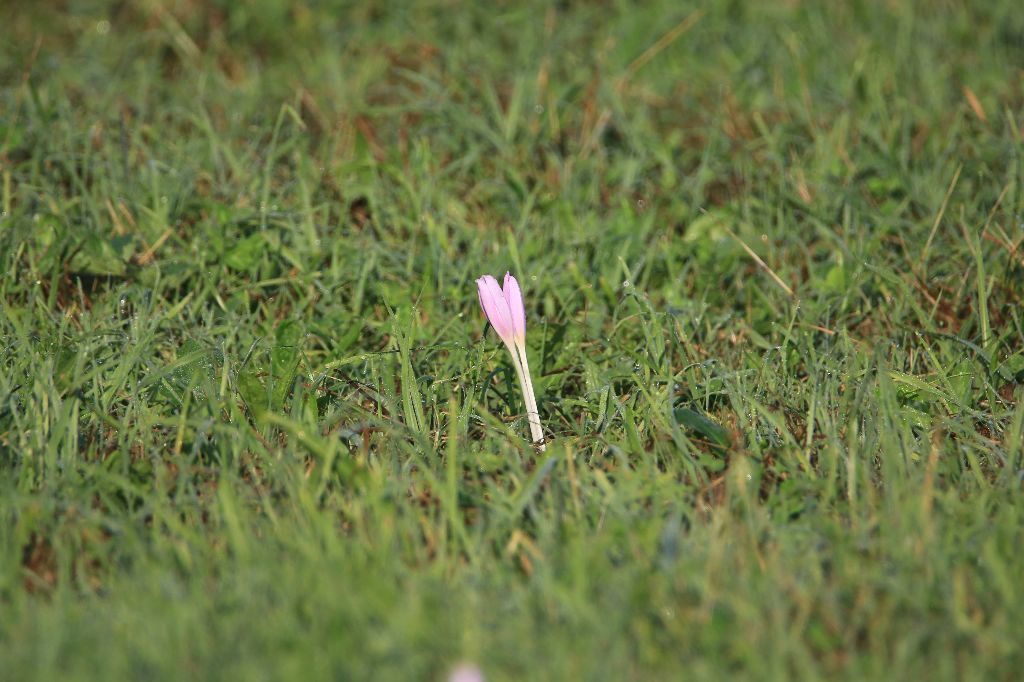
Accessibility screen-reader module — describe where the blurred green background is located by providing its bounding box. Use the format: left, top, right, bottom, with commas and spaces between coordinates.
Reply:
1, 1, 1023, 680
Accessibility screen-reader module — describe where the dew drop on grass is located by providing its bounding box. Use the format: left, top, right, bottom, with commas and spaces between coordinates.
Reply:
622, 280, 630, 288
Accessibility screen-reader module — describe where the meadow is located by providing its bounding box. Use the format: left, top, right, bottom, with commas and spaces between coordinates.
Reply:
1, 1, 1023, 679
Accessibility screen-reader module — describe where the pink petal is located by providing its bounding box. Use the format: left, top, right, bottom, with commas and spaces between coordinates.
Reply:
448, 664, 486, 682
476, 275, 515, 346
502, 272, 526, 342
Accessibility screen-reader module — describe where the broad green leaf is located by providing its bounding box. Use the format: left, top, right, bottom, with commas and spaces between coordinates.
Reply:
673, 407, 732, 454
224, 233, 265, 271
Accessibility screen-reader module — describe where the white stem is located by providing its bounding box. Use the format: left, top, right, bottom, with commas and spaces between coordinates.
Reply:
509, 340, 544, 451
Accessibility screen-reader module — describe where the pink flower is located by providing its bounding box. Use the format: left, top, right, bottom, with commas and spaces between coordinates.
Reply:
476, 272, 544, 450
448, 663, 486, 682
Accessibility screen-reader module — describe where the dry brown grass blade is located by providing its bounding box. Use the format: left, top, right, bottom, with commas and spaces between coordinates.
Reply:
616, 10, 705, 92
725, 226, 794, 297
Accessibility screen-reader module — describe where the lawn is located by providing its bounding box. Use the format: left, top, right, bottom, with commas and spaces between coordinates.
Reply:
1, 1, 1023, 679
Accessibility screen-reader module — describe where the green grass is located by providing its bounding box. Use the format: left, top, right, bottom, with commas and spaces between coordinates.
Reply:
2, 1, 1023, 679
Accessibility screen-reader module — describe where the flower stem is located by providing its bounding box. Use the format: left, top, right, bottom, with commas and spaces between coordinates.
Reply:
510, 342, 545, 451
